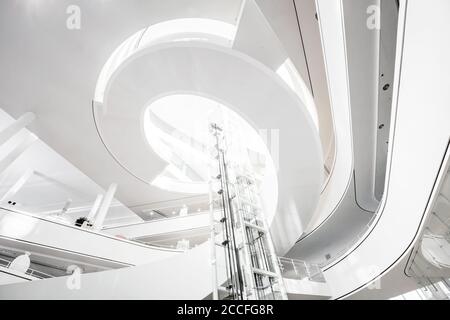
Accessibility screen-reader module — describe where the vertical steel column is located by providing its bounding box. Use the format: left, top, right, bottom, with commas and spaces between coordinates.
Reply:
208, 178, 219, 300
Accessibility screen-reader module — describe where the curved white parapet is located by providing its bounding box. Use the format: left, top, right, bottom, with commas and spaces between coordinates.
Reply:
283, 278, 331, 300
0, 241, 332, 299
341, 0, 383, 212
0, 242, 221, 299
94, 18, 238, 104
94, 41, 323, 254
319, 0, 450, 299
299, 0, 354, 236
102, 212, 210, 240
0, 208, 181, 266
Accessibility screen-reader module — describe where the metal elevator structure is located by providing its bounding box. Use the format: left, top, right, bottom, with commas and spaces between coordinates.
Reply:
209, 123, 287, 300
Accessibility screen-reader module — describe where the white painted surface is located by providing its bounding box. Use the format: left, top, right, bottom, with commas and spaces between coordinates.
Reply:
97, 41, 323, 254
233, 0, 287, 71
0, 208, 181, 266
0, 0, 243, 216
0, 168, 34, 202
0, 242, 224, 299
102, 213, 210, 239
0, 112, 35, 146
0, 241, 331, 299
342, 0, 381, 212
288, 0, 391, 263
323, 0, 450, 298
293, 0, 335, 171
284, 277, 331, 300
93, 183, 117, 229
287, 177, 373, 263
255, 0, 311, 91
0, 109, 140, 225
301, 0, 354, 234
234, 0, 319, 129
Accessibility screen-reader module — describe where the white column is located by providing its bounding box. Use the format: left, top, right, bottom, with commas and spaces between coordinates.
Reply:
60, 198, 73, 215
93, 183, 117, 229
0, 112, 35, 146
0, 134, 37, 175
208, 179, 218, 300
87, 194, 103, 221
0, 168, 34, 202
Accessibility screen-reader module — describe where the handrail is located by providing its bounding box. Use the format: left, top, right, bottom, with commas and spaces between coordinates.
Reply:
0, 206, 182, 253
0, 256, 12, 268
0, 256, 53, 279
134, 241, 182, 250
278, 256, 326, 283
102, 211, 211, 230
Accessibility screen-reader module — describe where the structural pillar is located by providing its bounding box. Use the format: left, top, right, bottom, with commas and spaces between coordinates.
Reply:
93, 183, 117, 230
87, 194, 104, 221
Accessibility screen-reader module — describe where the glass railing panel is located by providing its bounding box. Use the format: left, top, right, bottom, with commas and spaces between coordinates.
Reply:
278, 257, 326, 283
0, 255, 53, 279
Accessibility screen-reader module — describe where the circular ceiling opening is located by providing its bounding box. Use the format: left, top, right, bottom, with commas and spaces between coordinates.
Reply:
143, 93, 278, 199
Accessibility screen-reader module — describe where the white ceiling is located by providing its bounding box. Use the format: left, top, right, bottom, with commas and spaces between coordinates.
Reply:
0, 0, 243, 213
0, 109, 140, 225
0, 0, 326, 251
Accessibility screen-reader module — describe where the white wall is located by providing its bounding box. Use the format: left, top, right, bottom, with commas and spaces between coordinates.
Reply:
323, 0, 450, 299
0, 242, 224, 299
301, 0, 354, 235
0, 241, 332, 299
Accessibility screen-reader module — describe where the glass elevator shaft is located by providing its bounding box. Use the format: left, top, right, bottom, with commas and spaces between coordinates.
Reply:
209, 123, 286, 300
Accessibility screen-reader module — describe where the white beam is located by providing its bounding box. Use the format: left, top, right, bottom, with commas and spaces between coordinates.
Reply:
60, 198, 72, 215
0, 134, 37, 175
93, 183, 117, 229
87, 194, 103, 221
0, 168, 34, 202
0, 112, 35, 146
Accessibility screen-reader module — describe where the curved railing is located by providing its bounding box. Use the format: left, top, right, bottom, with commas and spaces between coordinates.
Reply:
278, 257, 325, 283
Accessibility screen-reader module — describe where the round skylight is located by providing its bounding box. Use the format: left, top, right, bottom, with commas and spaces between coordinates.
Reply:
143, 93, 278, 201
